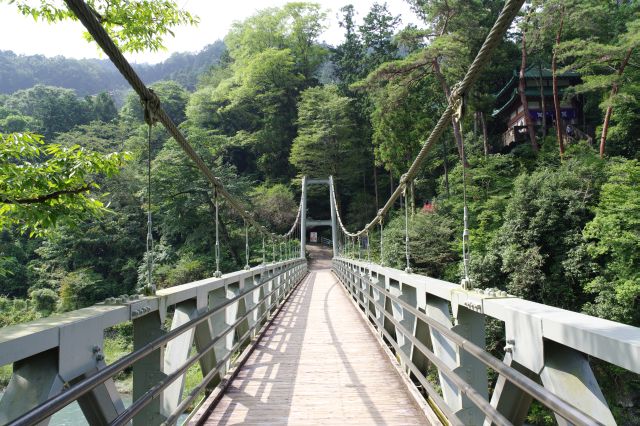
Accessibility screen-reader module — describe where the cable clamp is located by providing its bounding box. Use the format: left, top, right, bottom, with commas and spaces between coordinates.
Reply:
461, 277, 473, 290
450, 83, 466, 122
143, 89, 161, 126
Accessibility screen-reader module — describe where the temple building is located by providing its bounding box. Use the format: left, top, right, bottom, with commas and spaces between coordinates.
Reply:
492, 66, 589, 148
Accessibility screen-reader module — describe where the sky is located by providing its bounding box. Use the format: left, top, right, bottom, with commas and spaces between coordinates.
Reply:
0, 0, 422, 64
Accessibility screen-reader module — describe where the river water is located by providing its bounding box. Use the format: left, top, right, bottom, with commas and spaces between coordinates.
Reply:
0, 392, 187, 425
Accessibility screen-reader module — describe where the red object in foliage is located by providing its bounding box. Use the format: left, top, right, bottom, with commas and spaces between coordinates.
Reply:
422, 202, 435, 213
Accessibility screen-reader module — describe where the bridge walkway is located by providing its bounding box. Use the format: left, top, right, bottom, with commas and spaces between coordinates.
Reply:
191, 246, 433, 425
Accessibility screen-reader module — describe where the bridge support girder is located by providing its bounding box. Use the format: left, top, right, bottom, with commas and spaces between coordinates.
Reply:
484, 353, 535, 426
75, 361, 126, 425
453, 306, 489, 425
133, 311, 167, 426
0, 344, 124, 426
539, 341, 616, 426
0, 349, 63, 426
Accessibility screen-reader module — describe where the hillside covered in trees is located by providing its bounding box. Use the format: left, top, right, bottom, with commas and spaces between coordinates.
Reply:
0, 40, 225, 97
0, 0, 639, 423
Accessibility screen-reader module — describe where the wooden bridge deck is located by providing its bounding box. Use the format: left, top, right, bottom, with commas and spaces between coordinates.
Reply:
191, 248, 432, 425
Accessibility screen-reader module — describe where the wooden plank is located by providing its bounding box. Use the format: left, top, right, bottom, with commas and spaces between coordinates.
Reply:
192, 259, 431, 425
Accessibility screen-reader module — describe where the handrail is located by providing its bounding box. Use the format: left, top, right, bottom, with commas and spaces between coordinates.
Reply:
332, 259, 604, 426
112, 267, 305, 425
112, 278, 288, 425
161, 279, 295, 426
334, 265, 511, 426
7, 260, 306, 426
366, 276, 600, 425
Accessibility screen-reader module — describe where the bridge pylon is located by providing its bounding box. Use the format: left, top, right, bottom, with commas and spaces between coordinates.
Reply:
300, 176, 338, 258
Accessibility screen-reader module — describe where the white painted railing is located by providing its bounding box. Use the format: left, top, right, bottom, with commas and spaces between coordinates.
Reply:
0, 258, 308, 425
332, 257, 640, 426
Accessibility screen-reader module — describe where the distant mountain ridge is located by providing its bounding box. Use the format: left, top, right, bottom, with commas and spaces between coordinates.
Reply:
0, 40, 225, 96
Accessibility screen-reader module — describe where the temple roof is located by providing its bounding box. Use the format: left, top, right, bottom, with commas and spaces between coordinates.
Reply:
492, 66, 580, 117
493, 65, 580, 100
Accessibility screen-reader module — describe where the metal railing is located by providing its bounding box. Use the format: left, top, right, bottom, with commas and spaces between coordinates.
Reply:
1, 258, 307, 426
332, 257, 640, 426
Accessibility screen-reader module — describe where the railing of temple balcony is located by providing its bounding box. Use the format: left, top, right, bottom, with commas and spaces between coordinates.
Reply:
332, 257, 640, 426
0, 258, 308, 426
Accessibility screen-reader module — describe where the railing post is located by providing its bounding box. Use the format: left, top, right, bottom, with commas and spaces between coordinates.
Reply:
452, 305, 488, 425
132, 311, 166, 426
396, 284, 417, 373
161, 301, 197, 417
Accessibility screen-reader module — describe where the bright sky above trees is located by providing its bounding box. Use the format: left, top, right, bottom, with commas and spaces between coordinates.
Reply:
0, 0, 421, 64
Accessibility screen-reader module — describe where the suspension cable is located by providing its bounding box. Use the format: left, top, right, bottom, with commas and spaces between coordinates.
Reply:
379, 217, 384, 266
404, 185, 413, 274
272, 239, 276, 264
366, 230, 371, 266
244, 219, 250, 270
327, 0, 525, 238
458, 114, 472, 289
214, 189, 222, 278
145, 114, 155, 295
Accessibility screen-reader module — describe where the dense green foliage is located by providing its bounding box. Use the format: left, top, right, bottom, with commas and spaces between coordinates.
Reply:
7, 0, 197, 53
0, 0, 639, 422
0, 132, 129, 237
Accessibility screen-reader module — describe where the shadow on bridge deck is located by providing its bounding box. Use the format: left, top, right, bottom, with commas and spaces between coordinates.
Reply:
190, 245, 432, 425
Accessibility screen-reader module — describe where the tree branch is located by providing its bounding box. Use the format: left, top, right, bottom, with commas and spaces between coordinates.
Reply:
0, 185, 92, 205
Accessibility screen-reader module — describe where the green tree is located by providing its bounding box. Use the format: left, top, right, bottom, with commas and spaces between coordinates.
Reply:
55, 120, 131, 153
382, 211, 456, 279
225, 3, 327, 81
334, 5, 364, 86
0, 113, 38, 133
0, 132, 130, 236
90, 92, 118, 122
359, 3, 401, 71
290, 85, 358, 181
251, 184, 298, 234
582, 160, 640, 325
5, 85, 94, 139
30, 288, 58, 313
58, 268, 104, 311
557, 12, 640, 157
6, 0, 198, 53
487, 147, 607, 308
121, 81, 189, 125
186, 4, 329, 180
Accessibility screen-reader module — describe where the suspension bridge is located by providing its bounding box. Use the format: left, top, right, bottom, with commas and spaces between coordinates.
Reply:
1, 0, 639, 425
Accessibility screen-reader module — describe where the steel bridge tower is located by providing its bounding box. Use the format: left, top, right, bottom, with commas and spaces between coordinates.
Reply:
300, 176, 339, 258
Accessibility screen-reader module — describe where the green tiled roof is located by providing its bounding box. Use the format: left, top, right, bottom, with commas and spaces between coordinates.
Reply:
492, 87, 572, 118
494, 65, 580, 99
